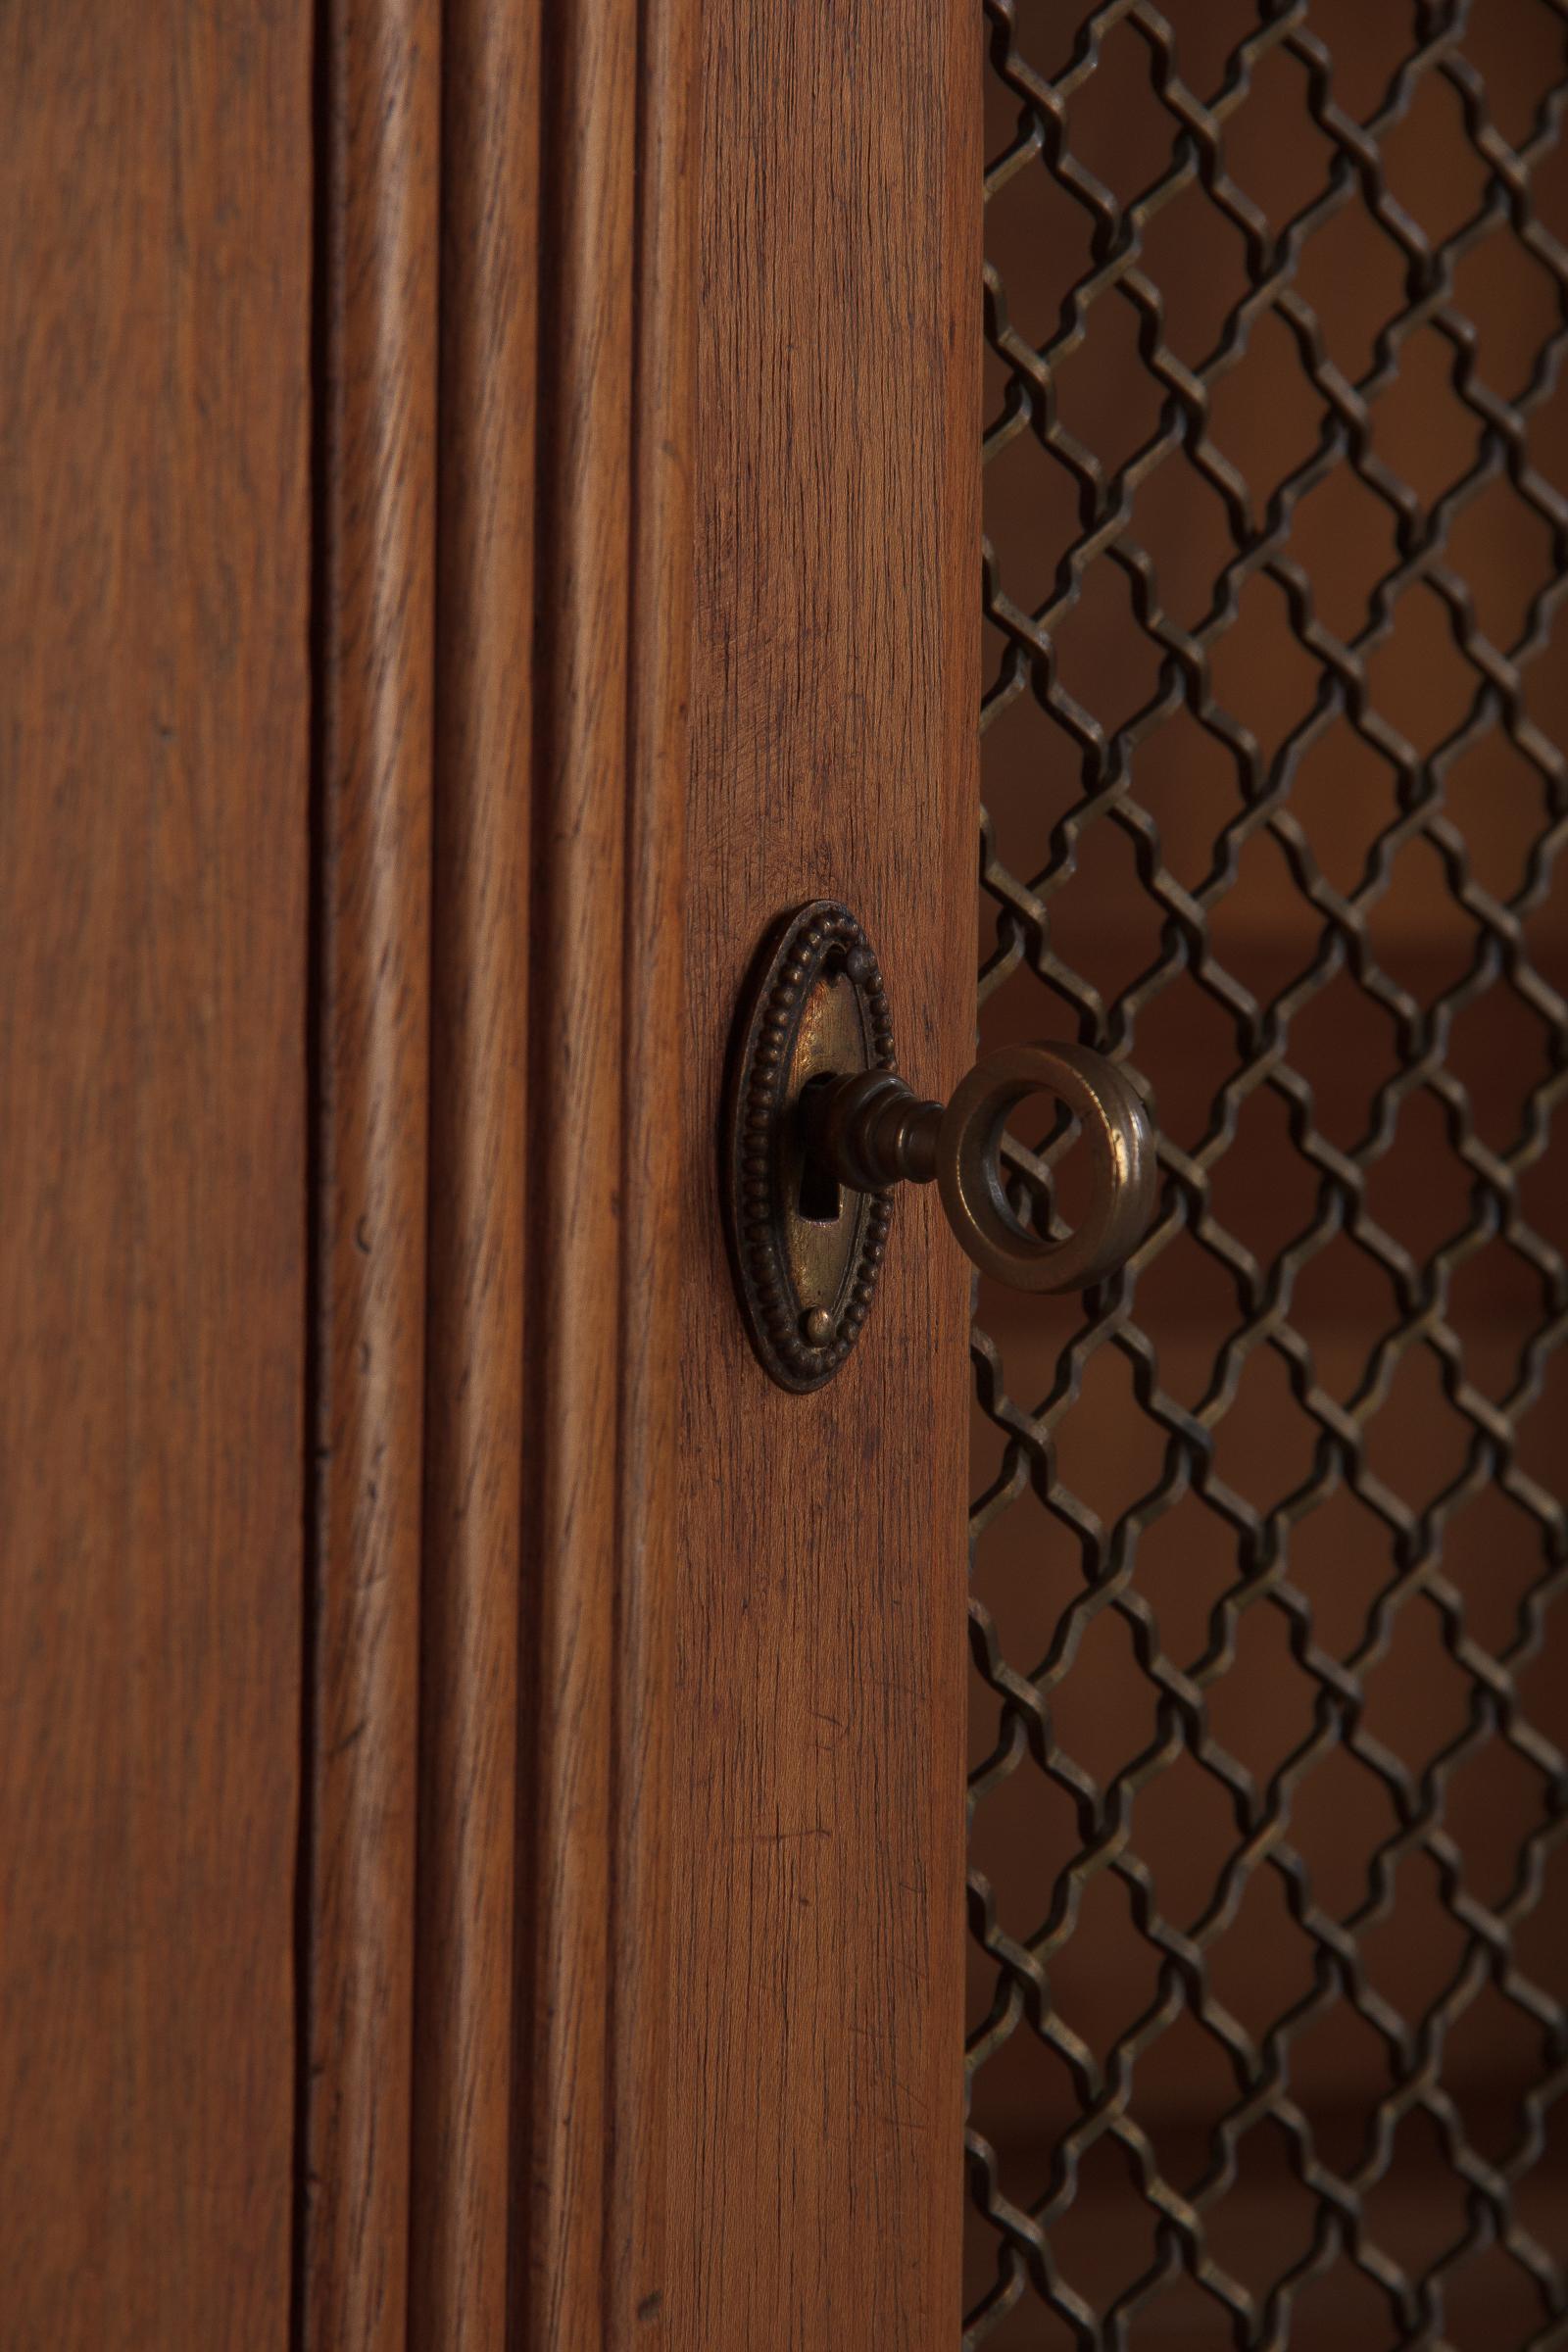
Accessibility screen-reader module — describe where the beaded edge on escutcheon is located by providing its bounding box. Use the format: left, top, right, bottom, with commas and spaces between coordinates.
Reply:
733, 903, 898, 1391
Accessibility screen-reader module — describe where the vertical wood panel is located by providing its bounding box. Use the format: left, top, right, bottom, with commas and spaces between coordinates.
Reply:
409, 0, 538, 2342
671, 2, 980, 2341
517, 0, 695, 2341
302, 0, 438, 2343
520, 5, 638, 2342
609, 0, 698, 2334
0, 4, 312, 2343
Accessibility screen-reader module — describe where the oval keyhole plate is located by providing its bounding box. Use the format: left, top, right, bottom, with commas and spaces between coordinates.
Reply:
721, 901, 897, 1392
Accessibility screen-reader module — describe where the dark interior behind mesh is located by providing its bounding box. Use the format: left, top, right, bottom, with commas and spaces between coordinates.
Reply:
968, 3, 1568, 2341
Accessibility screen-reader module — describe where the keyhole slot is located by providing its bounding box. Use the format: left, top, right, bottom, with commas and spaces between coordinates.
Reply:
798, 1158, 841, 1224
796, 1075, 843, 1224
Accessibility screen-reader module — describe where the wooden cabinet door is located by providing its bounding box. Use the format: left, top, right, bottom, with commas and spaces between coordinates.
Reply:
16, 7, 1568, 2350
3, 4, 977, 2346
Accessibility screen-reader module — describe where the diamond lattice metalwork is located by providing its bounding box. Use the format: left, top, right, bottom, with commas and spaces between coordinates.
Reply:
967, 3, 1568, 2342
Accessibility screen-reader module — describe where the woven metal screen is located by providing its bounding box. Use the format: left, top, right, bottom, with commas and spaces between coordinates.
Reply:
967, 3, 1568, 2344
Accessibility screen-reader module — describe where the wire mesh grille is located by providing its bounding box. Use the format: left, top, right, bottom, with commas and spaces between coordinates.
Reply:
967, 3, 1568, 2342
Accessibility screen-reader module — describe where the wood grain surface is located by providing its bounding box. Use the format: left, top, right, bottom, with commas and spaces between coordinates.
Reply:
499, 3, 699, 2339
301, 1, 439, 2344
608, 0, 698, 2334
519, 6, 638, 2344
4, 5, 975, 2342
0, 4, 312, 2343
408, 0, 538, 2344
670, 3, 981, 2342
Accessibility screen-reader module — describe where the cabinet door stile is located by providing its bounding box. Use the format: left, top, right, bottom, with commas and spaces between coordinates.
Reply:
302, 2, 440, 2345
409, 1, 541, 2344
669, 5, 982, 2342
0, 7, 314, 2343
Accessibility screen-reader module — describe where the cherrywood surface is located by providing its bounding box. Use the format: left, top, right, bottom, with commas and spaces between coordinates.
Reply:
3, 7, 975, 2343
524, 6, 642, 2343
670, 3, 981, 2342
607, 0, 698, 2334
407, 2, 539, 2344
301, 1, 438, 2344
0, 4, 312, 2343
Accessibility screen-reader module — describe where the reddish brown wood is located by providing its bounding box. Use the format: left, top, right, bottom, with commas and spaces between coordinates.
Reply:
669, 2, 981, 2341
302, 1, 439, 2345
6, 3, 973, 2344
520, 6, 637, 2344
515, 6, 975, 2338
608, 0, 699, 2333
408, 2, 539, 2344
517, 1, 696, 2341
0, 4, 312, 2343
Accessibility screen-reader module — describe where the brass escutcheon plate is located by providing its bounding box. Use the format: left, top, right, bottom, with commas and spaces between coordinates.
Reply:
722, 901, 896, 1392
